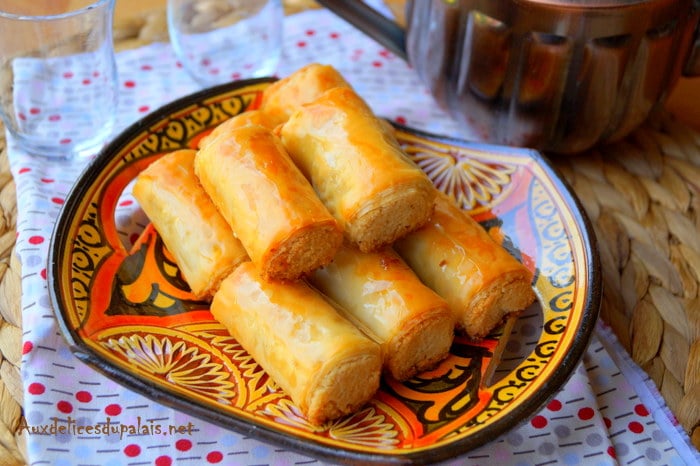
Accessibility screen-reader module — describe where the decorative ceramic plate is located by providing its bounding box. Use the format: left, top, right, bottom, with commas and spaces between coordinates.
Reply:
49, 78, 601, 465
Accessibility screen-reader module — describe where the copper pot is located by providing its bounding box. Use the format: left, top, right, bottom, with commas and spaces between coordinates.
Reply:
318, 0, 700, 153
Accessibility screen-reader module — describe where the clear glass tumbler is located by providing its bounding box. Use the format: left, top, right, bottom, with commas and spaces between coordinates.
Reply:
168, 0, 283, 88
0, 0, 118, 158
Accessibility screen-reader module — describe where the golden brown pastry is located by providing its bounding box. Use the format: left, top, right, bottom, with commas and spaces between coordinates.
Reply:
132, 149, 249, 299
280, 86, 436, 252
198, 110, 276, 150
211, 261, 382, 424
394, 192, 537, 339
259, 63, 351, 126
195, 125, 343, 281
310, 243, 454, 381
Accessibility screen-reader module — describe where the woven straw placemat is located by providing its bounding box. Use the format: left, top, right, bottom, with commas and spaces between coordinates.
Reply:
0, 2, 698, 465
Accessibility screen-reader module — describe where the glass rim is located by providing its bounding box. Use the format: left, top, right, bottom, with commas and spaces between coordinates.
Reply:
0, 0, 114, 22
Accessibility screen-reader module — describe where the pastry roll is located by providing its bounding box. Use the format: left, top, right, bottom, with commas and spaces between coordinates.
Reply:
260, 63, 351, 126
211, 261, 382, 424
310, 244, 454, 381
280, 87, 436, 252
132, 149, 248, 299
195, 125, 343, 281
198, 110, 275, 150
394, 192, 536, 339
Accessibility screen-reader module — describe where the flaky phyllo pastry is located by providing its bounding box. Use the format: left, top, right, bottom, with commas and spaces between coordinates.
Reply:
195, 123, 343, 281
132, 149, 248, 299
132, 64, 536, 424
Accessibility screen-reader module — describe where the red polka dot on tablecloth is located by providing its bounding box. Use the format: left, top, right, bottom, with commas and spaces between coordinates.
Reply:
531, 415, 548, 429
124, 80, 136, 88
57, 400, 73, 414
395, 116, 407, 125
63, 72, 74, 79
206, 451, 223, 463
155, 456, 172, 466
297, 41, 307, 47
141, 64, 153, 71
547, 399, 562, 411
138, 105, 150, 113
306, 29, 315, 35
41, 178, 54, 183
51, 197, 64, 205
18, 113, 26, 121
82, 79, 91, 85
119, 199, 134, 207
634, 404, 649, 417
59, 138, 72, 145
578, 407, 595, 420
105, 403, 122, 416
75, 391, 92, 403
231, 72, 242, 80
607, 446, 616, 458
28, 383, 45, 395
48, 114, 61, 122
28, 236, 44, 245
329, 32, 340, 39
175, 439, 192, 451
93, 71, 101, 77
29, 107, 40, 115
40, 269, 47, 280
628, 421, 644, 434
22, 341, 33, 354
604, 417, 612, 428
124, 444, 141, 457
372, 60, 383, 68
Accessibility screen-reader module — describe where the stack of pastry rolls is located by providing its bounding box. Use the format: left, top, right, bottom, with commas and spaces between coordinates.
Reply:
132, 63, 536, 425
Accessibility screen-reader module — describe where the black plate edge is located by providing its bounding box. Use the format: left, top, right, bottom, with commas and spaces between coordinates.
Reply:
46, 79, 603, 466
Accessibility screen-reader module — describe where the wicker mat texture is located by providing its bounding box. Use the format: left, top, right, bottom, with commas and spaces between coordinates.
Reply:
0, 2, 699, 465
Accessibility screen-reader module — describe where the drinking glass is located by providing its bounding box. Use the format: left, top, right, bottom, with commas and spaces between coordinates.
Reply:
168, 0, 283, 88
0, 0, 118, 158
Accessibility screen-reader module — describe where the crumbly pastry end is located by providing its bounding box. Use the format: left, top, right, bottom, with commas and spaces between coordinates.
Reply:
194, 124, 342, 282
461, 271, 537, 340
262, 220, 343, 281
385, 307, 455, 381
349, 183, 436, 253
305, 351, 382, 424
